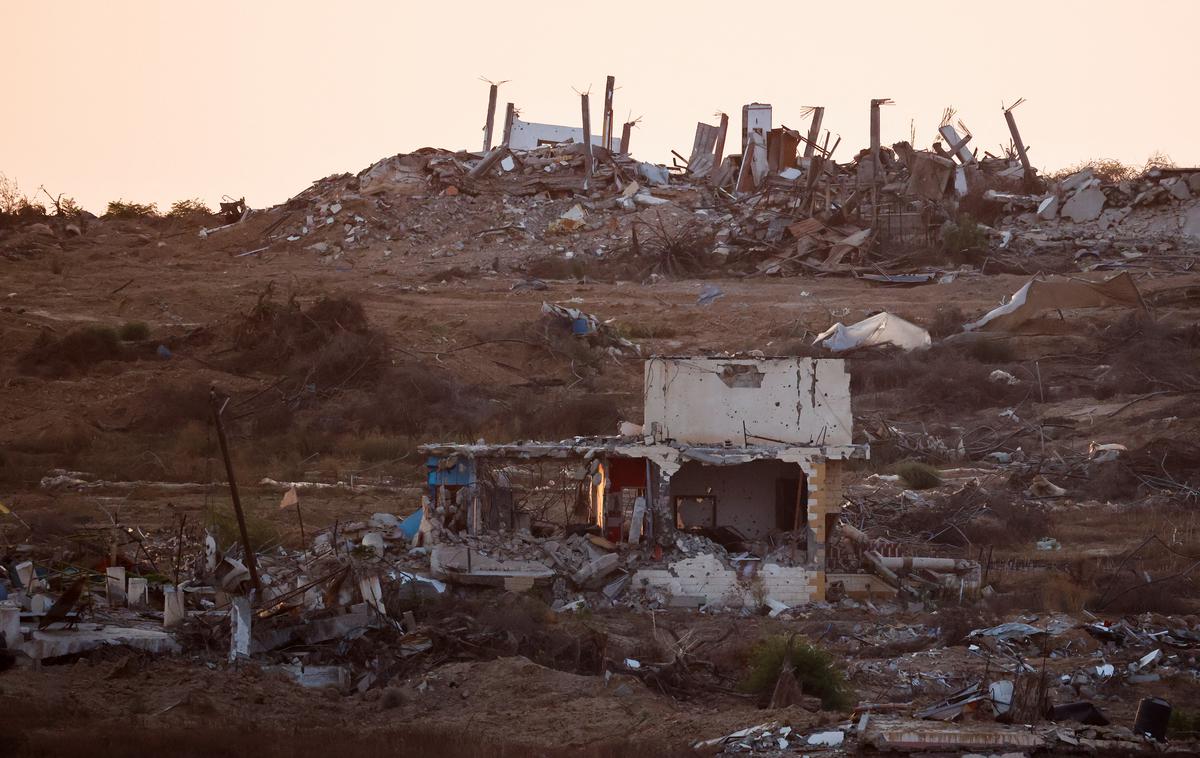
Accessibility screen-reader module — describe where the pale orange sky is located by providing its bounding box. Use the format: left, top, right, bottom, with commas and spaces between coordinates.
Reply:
5, 1, 1198, 214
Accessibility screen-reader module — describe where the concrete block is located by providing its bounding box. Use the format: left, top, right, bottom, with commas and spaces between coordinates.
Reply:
359, 576, 387, 617
229, 595, 251, 662
1183, 206, 1200, 238
14, 561, 34, 590
0, 603, 20, 647
22, 625, 179, 660
106, 567, 126, 607
126, 577, 148, 609
1062, 187, 1106, 223
1165, 178, 1191, 201
163, 586, 185, 628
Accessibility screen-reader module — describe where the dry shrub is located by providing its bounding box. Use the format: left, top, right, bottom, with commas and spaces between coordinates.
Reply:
524, 255, 592, 281
209, 501, 280, 554
166, 198, 214, 220
618, 321, 680, 340
851, 343, 1025, 413
105, 199, 159, 218
378, 364, 492, 436
1100, 579, 1194, 615
935, 607, 991, 646
940, 213, 990, 254
893, 460, 941, 490
1036, 573, 1094, 613
959, 497, 1050, 548
118, 322, 151, 341
900, 490, 1049, 548
616, 212, 715, 278
1048, 159, 1137, 184
17, 325, 126, 377
1093, 314, 1200, 398
1080, 460, 1140, 501
965, 338, 1016, 364
512, 393, 622, 440
229, 290, 387, 392
252, 401, 295, 435
20, 508, 78, 541
139, 380, 212, 432
928, 306, 966, 338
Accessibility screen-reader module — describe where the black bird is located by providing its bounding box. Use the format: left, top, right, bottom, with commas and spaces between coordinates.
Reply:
38, 576, 88, 630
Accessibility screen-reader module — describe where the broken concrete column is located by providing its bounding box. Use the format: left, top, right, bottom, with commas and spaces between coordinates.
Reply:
0, 602, 19, 648
359, 576, 387, 617
229, 595, 251, 662
126, 577, 148, 609
163, 586, 186, 628
106, 566, 126, 607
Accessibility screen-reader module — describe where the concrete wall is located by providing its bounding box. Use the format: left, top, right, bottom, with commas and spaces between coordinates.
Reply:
643, 357, 852, 447
508, 118, 621, 152
669, 459, 802, 537
633, 554, 821, 607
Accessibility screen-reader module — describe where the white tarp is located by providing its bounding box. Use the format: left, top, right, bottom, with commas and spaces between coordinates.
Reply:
815, 312, 931, 352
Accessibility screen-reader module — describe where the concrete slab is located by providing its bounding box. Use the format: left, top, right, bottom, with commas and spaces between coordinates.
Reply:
1062, 187, 1106, 223
19, 624, 179, 660
1183, 206, 1200, 238
268, 663, 350, 689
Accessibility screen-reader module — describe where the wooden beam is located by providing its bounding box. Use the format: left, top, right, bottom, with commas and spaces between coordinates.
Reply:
581, 93, 593, 184
602, 75, 615, 151
803, 106, 824, 160
869, 99, 883, 184
482, 83, 498, 152
710, 112, 729, 187
209, 389, 261, 595
501, 102, 516, 146
1004, 105, 1036, 188
467, 146, 509, 179
620, 121, 633, 155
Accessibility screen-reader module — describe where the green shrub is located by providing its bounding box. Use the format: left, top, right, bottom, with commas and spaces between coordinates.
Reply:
209, 501, 280, 554
940, 213, 987, 253
118, 321, 151, 341
167, 198, 213, 219
105, 199, 159, 218
894, 460, 942, 490
1169, 708, 1199, 738
740, 636, 853, 710
17, 325, 124, 377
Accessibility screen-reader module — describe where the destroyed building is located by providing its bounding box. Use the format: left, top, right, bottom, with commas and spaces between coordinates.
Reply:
421, 356, 884, 606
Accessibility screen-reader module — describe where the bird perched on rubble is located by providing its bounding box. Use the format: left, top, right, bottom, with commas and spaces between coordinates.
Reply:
38, 576, 88, 630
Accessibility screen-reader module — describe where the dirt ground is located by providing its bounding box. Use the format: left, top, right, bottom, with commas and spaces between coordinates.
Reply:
2, 177, 1199, 755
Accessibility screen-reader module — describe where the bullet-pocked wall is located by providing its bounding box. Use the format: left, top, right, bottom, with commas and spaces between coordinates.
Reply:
643, 357, 853, 447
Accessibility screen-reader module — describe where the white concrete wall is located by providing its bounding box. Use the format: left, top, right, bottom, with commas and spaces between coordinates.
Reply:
634, 554, 819, 607
669, 459, 801, 537
643, 358, 852, 447
742, 103, 772, 152
507, 118, 620, 152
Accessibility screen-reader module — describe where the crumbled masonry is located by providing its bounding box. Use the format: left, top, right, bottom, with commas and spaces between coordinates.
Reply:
3, 80, 1200, 755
